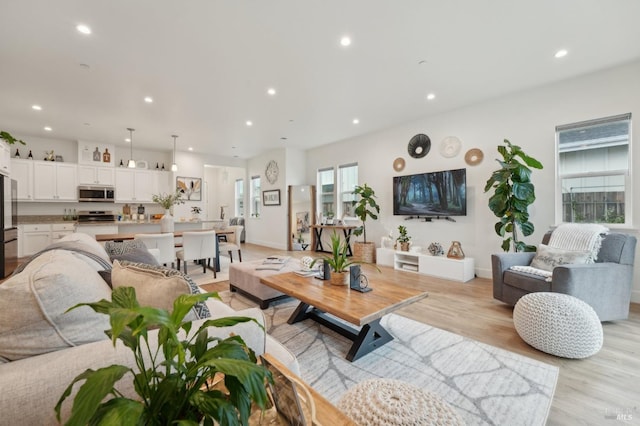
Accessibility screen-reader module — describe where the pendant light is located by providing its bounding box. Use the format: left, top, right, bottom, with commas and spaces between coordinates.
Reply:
127, 128, 136, 168
171, 134, 178, 172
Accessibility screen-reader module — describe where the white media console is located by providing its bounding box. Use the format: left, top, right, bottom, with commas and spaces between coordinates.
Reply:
376, 247, 475, 282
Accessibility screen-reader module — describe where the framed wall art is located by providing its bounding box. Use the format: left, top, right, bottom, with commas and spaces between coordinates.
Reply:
263, 189, 281, 206
177, 176, 202, 201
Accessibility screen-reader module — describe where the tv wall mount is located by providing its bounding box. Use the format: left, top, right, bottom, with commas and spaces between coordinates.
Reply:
404, 215, 456, 222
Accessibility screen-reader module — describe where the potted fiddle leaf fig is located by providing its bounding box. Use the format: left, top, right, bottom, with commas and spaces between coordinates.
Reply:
55, 287, 271, 426
484, 139, 543, 252
351, 183, 380, 263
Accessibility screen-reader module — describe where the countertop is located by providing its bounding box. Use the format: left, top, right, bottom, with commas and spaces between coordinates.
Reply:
17, 215, 73, 225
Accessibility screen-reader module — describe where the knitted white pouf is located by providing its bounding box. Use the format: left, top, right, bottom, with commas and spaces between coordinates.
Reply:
337, 378, 464, 426
513, 292, 603, 359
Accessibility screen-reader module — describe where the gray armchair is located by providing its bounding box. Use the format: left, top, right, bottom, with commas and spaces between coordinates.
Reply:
492, 231, 636, 321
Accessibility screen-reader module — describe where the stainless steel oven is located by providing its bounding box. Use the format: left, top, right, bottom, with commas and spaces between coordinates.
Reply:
78, 185, 115, 202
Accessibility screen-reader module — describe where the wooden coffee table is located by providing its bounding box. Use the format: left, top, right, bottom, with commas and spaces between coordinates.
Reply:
260, 269, 428, 361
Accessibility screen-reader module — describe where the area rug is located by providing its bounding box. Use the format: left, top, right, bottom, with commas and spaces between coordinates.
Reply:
216, 291, 558, 426
184, 256, 231, 284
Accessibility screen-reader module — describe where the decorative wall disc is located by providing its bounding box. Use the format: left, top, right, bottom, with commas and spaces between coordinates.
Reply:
464, 148, 484, 166
393, 157, 406, 172
439, 136, 462, 158
407, 134, 431, 158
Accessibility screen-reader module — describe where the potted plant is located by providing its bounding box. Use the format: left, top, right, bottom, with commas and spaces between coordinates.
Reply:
152, 189, 184, 233
396, 225, 411, 251
484, 139, 543, 252
351, 183, 380, 263
56, 287, 271, 425
312, 232, 380, 285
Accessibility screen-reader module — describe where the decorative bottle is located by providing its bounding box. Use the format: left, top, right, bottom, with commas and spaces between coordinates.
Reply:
27, 150, 33, 159
102, 148, 111, 163
14, 148, 20, 158
119, 159, 124, 167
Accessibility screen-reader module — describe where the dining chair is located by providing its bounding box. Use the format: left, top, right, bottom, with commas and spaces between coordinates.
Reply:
133, 233, 176, 268
219, 225, 243, 263
176, 230, 217, 278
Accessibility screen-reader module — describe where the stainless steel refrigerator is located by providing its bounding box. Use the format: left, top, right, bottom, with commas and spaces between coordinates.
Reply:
1, 176, 18, 277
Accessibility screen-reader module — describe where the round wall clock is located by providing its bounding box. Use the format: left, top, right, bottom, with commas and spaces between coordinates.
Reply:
265, 160, 279, 184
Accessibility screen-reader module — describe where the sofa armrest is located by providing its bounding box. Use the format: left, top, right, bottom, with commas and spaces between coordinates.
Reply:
491, 252, 536, 299
205, 299, 267, 356
552, 262, 633, 320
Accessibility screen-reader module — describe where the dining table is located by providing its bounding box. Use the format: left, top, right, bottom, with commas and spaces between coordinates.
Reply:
95, 228, 233, 272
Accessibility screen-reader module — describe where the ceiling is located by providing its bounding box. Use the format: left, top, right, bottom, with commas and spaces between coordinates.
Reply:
2, 1, 640, 159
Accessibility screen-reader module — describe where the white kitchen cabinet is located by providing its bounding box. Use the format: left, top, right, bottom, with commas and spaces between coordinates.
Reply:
11, 159, 34, 200
114, 169, 158, 202
156, 170, 171, 195
0, 142, 11, 176
51, 223, 76, 243
78, 165, 115, 186
33, 161, 78, 201
20, 224, 52, 257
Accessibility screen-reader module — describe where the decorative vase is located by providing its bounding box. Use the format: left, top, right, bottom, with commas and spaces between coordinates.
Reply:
399, 242, 410, 252
160, 209, 174, 233
329, 271, 348, 286
447, 241, 465, 259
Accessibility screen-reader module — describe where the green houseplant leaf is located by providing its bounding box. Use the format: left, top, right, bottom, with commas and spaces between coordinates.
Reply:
351, 183, 380, 243
56, 287, 271, 426
484, 139, 543, 252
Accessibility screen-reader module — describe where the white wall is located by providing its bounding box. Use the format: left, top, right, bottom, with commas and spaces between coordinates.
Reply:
246, 148, 288, 249
305, 60, 640, 302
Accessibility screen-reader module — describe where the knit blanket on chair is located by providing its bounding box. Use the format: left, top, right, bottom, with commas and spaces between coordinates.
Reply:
547, 223, 609, 263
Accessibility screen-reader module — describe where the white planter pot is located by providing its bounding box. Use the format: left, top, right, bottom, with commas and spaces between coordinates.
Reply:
161, 209, 174, 233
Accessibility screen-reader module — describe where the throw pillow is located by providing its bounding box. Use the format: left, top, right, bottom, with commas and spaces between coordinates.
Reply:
0, 250, 111, 362
109, 247, 160, 266
111, 260, 211, 321
530, 244, 591, 272
104, 239, 147, 258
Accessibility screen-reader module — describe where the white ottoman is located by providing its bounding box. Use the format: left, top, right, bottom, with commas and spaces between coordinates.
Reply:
514, 292, 603, 359
337, 378, 464, 426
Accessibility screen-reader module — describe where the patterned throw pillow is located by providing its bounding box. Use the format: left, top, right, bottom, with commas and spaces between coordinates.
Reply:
104, 240, 147, 258
111, 260, 211, 320
530, 244, 591, 272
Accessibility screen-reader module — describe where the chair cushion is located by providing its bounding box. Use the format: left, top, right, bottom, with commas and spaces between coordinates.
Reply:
0, 250, 112, 362
111, 260, 210, 320
503, 270, 551, 293
530, 244, 591, 272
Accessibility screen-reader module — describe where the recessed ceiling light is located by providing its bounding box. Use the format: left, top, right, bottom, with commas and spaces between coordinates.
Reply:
233, 155, 239, 158
79, 63, 90, 69
144, 96, 153, 103
232, 146, 237, 149
554, 49, 568, 58
125, 138, 131, 143
267, 88, 276, 96
76, 24, 91, 35
340, 36, 352, 47
188, 147, 193, 151
352, 118, 359, 124
44, 126, 52, 131
32, 105, 42, 111
426, 93, 436, 100
280, 137, 288, 140
246, 120, 253, 127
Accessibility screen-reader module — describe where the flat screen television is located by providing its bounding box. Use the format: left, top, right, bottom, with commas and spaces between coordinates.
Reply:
393, 168, 467, 217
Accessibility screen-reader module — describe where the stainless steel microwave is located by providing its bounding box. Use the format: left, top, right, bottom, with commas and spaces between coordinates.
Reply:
78, 185, 115, 202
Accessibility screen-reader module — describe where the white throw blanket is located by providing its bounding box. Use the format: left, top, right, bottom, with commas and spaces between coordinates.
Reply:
548, 223, 609, 263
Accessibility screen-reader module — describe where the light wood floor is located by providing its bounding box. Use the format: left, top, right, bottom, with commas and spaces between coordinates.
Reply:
211, 243, 640, 426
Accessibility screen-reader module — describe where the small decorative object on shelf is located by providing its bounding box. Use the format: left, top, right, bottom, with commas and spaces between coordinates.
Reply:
102, 148, 111, 163
447, 241, 465, 259
14, 148, 20, 158
119, 159, 124, 167
161, 163, 165, 170
156, 162, 160, 169
27, 150, 33, 159
93, 147, 101, 161
44, 150, 55, 161
396, 225, 411, 251
428, 242, 444, 256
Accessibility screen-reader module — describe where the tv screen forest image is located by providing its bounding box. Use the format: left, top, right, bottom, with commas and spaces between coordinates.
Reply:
393, 168, 467, 216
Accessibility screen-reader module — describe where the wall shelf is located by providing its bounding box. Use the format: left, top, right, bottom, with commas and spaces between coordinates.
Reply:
376, 247, 475, 282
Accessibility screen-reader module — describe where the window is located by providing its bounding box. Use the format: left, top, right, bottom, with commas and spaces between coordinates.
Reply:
339, 163, 358, 217
235, 179, 244, 217
250, 175, 261, 217
317, 167, 334, 217
317, 163, 359, 218
556, 113, 631, 224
